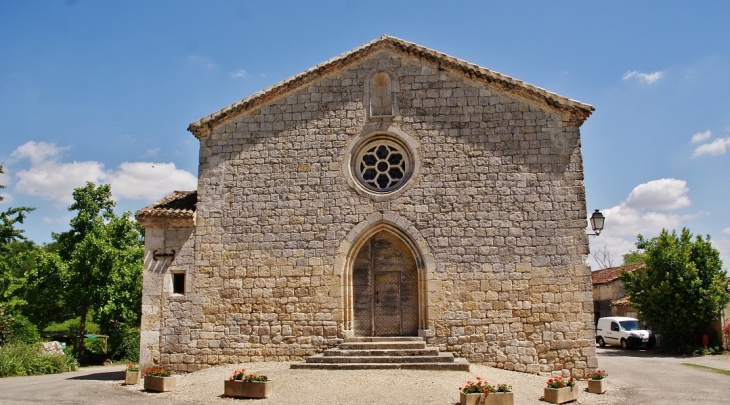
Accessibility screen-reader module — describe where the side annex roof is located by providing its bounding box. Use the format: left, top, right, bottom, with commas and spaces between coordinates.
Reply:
135, 190, 197, 222
188, 35, 594, 139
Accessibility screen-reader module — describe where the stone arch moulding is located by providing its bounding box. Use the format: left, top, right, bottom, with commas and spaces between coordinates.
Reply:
335, 212, 435, 338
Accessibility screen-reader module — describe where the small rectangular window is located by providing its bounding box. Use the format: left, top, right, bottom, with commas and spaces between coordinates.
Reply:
172, 272, 185, 294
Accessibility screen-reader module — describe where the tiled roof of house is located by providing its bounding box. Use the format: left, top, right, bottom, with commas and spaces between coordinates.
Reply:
188, 34, 594, 139
591, 263, 645, 285
135, 190, 197, 220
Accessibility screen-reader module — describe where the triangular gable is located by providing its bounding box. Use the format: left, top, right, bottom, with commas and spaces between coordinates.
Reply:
188, 35, 594, 139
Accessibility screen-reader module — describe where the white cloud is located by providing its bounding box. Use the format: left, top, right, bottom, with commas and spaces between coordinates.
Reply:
692, 137, 730, 157
106, 162, 197, 201
230, 69, 249, 79
14, 159, 106, 205
10, 141, 70, 166
145, 148, 160, 157
723, 227, 730, 236
624, 178, 690, 210
691, 130, 712, 143
598, 204, 698, 238
9, 141, 197, 205
588, 178, 704, 269
622, 70, 664, 84
0, 193, 12, 204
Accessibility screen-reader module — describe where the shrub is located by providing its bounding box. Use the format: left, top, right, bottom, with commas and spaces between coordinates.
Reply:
0, 307, 41, 345
0, 342, 78, 377
9, 315, 40, 344
84, 337, 106, 355
43, 318, 100, 334
63, 344, 74, 357
0, 304, 13, 345
115, 327, 140, 361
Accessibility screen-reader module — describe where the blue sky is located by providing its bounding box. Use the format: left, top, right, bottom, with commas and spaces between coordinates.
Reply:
1, 0, 729, 270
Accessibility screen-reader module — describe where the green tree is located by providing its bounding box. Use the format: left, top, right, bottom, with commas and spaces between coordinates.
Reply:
0, 165, 36, 330
621, 250, 646, 266
0, 241, 42, 314
0, 165, 34, 246
53, 182, 143, 356
620, 228, 730, 352
21, 248, 70, 329
95, 213, 144, 357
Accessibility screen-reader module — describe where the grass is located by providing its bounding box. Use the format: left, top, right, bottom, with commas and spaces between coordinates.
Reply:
681, 363, 730, 376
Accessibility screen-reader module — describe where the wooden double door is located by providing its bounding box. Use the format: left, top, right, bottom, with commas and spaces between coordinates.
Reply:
352, 230, 418, 336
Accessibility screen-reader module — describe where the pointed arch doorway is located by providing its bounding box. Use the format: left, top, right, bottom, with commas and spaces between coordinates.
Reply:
351, 230, 419, 336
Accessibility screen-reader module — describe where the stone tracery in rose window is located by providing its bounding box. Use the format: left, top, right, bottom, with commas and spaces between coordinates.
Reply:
357, 142, 408, 191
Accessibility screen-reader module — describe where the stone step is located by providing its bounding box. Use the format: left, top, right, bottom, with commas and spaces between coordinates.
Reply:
344, 336, 424, 342
304, 352, 456, 364
291, 358, 470, 371
290, 336, 470, 372
323, 348, 439, 357
338, 341, 427, 350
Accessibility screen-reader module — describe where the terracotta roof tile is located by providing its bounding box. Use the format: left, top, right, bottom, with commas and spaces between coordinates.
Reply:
188, 35, 594, 139
591, 263, 645, 285
135, 190, 196, 220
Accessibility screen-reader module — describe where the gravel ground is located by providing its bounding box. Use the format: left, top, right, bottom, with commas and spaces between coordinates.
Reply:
120, 362, 626, 404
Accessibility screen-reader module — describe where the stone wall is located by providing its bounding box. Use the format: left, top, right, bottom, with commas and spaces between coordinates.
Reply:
150, 49, 596, 376
139, 220, 195, 371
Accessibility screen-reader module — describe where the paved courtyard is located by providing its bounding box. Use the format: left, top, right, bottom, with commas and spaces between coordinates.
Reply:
0, 348, 728, 404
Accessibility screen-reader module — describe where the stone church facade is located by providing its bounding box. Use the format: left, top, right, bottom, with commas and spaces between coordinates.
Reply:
136, 35, 598, 376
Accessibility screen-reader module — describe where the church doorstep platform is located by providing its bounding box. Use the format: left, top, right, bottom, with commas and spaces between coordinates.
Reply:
290, 337, 470, 371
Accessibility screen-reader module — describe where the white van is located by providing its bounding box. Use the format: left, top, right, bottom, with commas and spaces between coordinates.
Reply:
595, 316, 655, 349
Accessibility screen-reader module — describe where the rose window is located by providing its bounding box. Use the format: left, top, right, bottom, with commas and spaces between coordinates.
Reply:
355, 140, 411, 192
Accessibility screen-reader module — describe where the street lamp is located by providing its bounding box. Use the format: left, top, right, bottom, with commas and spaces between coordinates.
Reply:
588, 209, 605, 236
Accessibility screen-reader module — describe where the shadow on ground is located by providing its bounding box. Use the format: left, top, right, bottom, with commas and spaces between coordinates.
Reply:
68, 370, 125, 381
596, 346, 689, 359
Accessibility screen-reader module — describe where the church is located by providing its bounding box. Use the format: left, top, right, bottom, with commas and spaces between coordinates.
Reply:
136, 35, 598, 376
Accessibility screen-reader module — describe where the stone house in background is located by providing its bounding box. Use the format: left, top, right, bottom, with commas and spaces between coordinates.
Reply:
592, 265, 730, 347
135, 35, 598, 376
590, 263, 644, 322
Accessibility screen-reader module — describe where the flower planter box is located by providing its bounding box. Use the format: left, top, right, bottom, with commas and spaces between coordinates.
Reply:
124, 370, 140, 385
224, 380, 272, 399
587, 378, 607, 394
460, 391, 484, 405
484, 392, 514, 405
144, 375, 176, 392
544, 386, 578, 404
